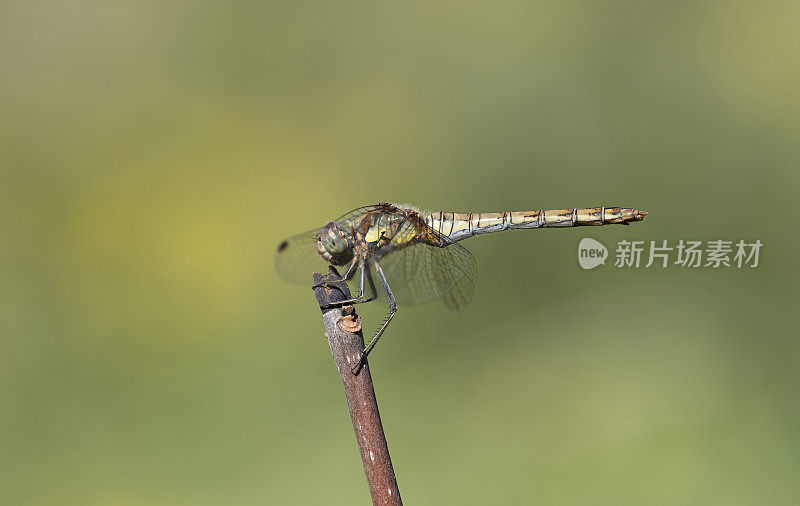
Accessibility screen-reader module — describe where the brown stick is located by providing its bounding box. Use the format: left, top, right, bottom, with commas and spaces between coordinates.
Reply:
313, 267, 402, 506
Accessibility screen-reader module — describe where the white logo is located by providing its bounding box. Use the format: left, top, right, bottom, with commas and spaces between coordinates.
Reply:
578, 238, 608, 270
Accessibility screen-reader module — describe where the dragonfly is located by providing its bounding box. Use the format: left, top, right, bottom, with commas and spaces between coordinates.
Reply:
276, 203, 647, 369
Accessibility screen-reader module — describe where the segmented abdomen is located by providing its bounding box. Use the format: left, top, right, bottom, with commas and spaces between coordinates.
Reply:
425, 207, 647, 242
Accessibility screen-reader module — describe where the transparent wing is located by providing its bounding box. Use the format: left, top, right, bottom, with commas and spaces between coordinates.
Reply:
333, 204, 385, 225
376, 239, 477, 312
274, 228, 332, 285
274, 205, 383, 285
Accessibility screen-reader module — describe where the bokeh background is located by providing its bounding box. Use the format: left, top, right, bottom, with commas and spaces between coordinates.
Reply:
2, 1, 799, 505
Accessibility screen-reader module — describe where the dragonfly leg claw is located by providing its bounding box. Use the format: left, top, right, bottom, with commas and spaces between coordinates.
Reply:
320, 293, 376, 310
350, 352, 366, 374
313, 279, 372, 309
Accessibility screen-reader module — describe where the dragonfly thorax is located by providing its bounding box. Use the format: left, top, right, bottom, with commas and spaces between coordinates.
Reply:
315, 222, 355, 266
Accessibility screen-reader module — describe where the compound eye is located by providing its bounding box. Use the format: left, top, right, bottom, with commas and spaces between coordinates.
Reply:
315, 222, 353, 266
321, 233, 338, 254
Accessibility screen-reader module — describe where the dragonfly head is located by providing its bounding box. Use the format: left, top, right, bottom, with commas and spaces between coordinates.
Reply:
315, 222, 354, 266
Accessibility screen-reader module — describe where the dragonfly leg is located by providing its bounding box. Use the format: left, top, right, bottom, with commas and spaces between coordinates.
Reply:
352, 259, 396, 372
342, 255, 359, 281
313, 254, 357, 293
321, 259, 376, 308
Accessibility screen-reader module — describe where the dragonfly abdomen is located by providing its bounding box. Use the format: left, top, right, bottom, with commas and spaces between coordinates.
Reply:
425, 207, 647, 242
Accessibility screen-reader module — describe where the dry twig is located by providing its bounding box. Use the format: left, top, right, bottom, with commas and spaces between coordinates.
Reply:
313, 268, 402, 506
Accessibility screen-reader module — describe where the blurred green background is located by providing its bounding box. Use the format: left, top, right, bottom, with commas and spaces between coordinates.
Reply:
2, 1, 799, 505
